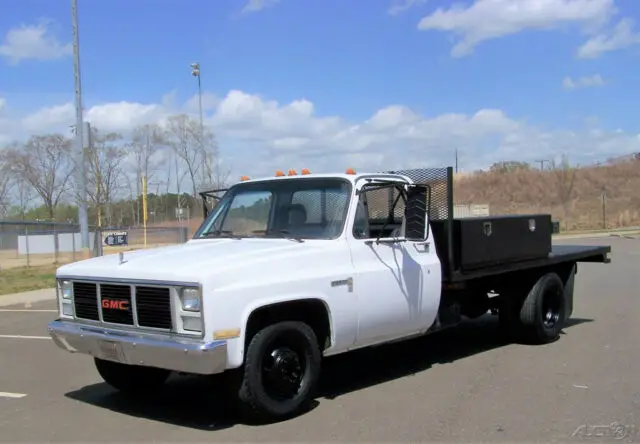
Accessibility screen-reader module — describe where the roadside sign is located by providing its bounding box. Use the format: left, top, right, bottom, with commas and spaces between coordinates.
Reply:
103, 231, 128, 247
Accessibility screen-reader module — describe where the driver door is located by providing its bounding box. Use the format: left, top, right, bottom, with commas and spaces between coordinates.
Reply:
347, 182, 441, 348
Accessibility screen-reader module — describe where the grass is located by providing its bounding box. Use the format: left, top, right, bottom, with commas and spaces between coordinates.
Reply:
0, 263, 63, 296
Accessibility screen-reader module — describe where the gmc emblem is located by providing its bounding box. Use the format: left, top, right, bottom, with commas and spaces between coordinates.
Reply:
102, 299, 129, 311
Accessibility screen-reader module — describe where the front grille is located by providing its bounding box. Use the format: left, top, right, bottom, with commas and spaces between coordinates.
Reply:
100, 284, 134, 325
68, 280, 174, 331
136, 286, 172, 329
73, 282, 99, 320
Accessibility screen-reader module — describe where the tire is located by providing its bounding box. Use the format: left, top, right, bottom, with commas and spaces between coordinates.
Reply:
233, 321, 322, 422
519, 272, 566, 344
94, 358, 171, 394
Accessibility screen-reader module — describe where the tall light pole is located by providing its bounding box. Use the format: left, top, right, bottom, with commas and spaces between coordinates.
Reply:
191, 62, 218, 189
190, 62, 204, 144
71, 0, 90, 257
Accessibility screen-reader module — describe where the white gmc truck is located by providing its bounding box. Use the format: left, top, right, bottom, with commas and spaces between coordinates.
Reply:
48, 166, 611, 421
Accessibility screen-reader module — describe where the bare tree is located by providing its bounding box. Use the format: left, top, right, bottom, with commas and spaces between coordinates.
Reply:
4, 134, 74, 219
4, 134, 74, 262
164, 114, 204, 200
85, 127, 127, 227
130, 123, 165, 225
12, 177, 34, 220
197, 124, 230, 191
551, 154, 576, 229
0, 150, 13, 218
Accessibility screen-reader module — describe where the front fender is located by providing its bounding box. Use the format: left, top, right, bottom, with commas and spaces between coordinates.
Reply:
225, 293, 334, 368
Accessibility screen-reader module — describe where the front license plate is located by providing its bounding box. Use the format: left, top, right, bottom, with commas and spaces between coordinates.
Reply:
98, 340, 124, 363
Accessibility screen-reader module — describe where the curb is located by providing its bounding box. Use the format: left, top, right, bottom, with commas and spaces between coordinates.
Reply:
0, 288, 56, 308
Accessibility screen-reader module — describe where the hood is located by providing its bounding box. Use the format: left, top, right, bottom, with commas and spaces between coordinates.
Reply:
56, 238, 320, 283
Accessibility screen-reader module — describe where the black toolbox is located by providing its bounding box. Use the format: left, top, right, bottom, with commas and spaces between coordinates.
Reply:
452, 214, 553, 271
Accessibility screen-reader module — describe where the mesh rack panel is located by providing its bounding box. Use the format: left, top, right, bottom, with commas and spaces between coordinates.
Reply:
367, 167, 453, 222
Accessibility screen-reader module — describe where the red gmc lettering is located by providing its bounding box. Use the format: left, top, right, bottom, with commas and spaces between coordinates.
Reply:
101, 299, 129, 310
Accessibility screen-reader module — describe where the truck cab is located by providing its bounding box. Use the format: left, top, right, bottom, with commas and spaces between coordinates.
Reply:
190, 169, 442, 357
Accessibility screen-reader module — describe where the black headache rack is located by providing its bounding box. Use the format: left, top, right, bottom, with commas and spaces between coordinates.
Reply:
379, 167, 611, 283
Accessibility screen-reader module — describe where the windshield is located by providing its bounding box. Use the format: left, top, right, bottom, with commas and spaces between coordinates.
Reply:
194, 177, 353, 240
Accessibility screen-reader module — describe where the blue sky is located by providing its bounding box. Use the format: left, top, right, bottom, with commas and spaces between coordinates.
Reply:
1, 0, 640, 182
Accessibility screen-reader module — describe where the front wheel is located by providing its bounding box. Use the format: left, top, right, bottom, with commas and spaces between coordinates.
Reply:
233, 321, 322, 422
94, 358, 171, 394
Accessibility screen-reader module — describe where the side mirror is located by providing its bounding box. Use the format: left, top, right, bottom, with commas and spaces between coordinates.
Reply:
404, 185, 430, 241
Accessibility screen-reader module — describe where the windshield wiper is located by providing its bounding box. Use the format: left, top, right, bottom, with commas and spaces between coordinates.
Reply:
200, 230, 242, 239
251, 229, 305, 243
277, 229, 305, 243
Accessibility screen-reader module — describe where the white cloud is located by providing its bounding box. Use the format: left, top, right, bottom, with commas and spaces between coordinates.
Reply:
184, 92, 220, 114
1, 90, 638, 182
416, 0, 616, 57
562, 74, 606, 89
388, 0, 428, 16
0, 20, 72, 65
241, 0, 280, 13
576, 17, 640, 58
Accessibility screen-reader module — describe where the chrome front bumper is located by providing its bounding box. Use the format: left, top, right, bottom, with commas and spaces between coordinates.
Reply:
47, 320, 227, 375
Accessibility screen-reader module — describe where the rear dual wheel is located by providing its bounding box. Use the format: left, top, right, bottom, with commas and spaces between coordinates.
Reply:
499, 272, 567, 344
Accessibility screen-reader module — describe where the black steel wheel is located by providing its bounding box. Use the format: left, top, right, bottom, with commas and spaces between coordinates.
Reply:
261, 344, 306, 401
519, 272, 566, 344
235, 321, 322, 421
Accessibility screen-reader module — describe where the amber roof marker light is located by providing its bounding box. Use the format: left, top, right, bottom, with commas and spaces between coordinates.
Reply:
275, 170, 285, 177
288, 169, 297, 176
301, 168, 311, 175
346, 168, 356, 174
240, 175, 250, 181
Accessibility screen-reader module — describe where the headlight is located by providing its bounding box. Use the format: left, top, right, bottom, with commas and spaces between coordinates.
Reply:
61, 280, 73, 299
59, 280, 74, 317
180, 287, 201, 312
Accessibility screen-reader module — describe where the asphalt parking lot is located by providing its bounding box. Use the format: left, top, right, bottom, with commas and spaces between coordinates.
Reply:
1, 236, 639, 442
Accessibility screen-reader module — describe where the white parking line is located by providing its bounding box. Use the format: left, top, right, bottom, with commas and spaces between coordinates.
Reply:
0, 392, 27, 399
0, 309, 57, 313
0, 335, 51, 340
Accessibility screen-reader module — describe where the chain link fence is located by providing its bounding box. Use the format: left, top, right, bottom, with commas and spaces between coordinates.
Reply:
0, 221, 189, 270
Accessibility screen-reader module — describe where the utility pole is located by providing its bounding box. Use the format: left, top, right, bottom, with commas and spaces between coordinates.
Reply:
455, 148, 459, 173
601, 186, 607, 229
71, 0, 90, 258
